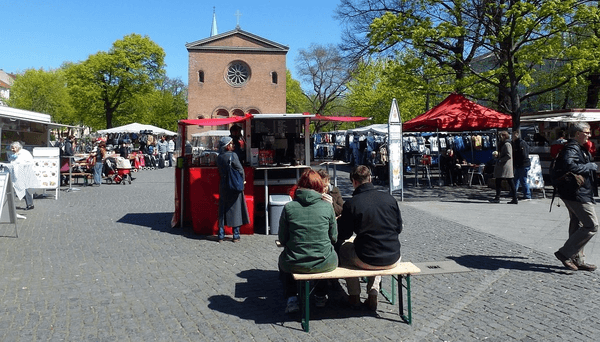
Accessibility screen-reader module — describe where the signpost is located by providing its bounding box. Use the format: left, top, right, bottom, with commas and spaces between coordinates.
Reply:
388, 98, 403, 201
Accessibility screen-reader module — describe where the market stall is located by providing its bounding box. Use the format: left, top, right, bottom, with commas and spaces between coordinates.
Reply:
172, 113, 369, 235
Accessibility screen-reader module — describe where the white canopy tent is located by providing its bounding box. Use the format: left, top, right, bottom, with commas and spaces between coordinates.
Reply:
346, 124, 389, 135
521, 109, 600, 123
97, 123, 177, 136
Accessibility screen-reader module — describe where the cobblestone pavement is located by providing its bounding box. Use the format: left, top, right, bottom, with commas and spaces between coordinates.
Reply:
0, 167, 599, 341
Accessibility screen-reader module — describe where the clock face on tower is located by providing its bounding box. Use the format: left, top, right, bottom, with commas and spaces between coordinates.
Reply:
226, 61, 250, 87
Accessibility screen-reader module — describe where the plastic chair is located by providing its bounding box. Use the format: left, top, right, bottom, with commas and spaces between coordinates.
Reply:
468, 164, 485, 186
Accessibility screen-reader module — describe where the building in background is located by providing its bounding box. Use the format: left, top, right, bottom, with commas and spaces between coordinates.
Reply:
185, 12, 288, 135
0, 70, 16, 106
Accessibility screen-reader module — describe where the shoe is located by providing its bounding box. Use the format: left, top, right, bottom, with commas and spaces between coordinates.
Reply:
232, 238, 240, 243
314, 295, 327, 308
554, 251, 578, 271
507, 199, 518, 204
489, 198, 500, 203
285, 296, 299, 314
520, 197, 532, 202
217, 239, 223, 243
366, 290, 378, 311
575, 263, 597, 271
24, 205, 34, 210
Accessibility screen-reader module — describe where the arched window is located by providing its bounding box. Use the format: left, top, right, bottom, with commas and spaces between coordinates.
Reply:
198, 70, 205, 83
231, 109, 245, 117
215, 109, 229, 130
271, 72, 278, 84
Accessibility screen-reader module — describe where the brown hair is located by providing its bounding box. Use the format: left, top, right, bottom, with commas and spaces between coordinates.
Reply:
350, 165, 371, 184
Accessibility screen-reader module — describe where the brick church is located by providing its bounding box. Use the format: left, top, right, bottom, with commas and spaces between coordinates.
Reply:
185, 11, 288, 132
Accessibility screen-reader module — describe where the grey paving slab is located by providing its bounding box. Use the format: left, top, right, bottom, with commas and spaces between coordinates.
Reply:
0, 166, 599, 341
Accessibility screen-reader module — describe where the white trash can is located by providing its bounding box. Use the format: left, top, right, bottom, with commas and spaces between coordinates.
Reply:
268, 194, 292, 235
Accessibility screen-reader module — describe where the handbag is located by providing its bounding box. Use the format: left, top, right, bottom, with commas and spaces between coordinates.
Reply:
227, 155, 244, 192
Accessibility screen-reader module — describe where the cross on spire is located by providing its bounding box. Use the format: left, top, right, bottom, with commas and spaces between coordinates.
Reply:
234, 10, 242, 29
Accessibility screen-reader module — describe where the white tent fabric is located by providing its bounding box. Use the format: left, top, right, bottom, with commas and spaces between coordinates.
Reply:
347, 124, 388, 135
97, 123, 177, 135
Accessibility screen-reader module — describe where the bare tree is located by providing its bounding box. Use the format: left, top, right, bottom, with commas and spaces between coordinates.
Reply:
295, 44, 354, 133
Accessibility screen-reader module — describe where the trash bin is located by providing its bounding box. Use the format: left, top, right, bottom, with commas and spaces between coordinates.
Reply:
269, 194, 292, 235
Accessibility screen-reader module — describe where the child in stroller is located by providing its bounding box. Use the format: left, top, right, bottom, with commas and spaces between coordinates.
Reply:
103, 156, 132, 184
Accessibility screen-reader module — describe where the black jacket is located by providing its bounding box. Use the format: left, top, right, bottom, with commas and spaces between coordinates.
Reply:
558, 139, 597, 203
512, 138, 531, 168
337, 182, 402, 266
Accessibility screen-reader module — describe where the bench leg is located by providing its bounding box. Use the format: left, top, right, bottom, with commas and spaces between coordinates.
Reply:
300, 280, 310, 332
398, 275, 412, 325
380, 275, 397, 305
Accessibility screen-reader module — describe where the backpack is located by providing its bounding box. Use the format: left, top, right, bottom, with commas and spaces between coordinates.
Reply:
227, 155, 244, 192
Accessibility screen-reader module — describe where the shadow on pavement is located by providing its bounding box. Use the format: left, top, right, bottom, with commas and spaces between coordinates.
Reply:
448, 255, 573, 274
207, 268, 387, 329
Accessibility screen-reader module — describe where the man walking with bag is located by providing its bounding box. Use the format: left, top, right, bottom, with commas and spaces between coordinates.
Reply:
554, 122, 599, 271
512, 131, 532, 200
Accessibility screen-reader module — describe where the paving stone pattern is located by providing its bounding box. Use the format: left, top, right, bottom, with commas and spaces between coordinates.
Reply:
0, 167, 598, 341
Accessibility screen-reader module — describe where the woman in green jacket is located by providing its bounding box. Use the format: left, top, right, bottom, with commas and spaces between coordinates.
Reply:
278, 169, 338, 313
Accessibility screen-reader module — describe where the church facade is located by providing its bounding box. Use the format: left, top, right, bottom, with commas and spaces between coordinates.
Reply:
185, 26, 288, 130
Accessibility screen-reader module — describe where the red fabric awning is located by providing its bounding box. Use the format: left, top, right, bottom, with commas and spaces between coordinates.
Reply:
403, 93, 512, 132
179, 113, 253, 126
311, 114, 371, 122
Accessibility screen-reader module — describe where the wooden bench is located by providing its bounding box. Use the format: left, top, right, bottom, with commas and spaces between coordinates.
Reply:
293, 262, 421, 332
61, 172, 93, 185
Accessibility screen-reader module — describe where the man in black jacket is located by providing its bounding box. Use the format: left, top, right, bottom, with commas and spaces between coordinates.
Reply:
337, 165, 402, 310
512, 131, 532, 200
554, 122, 598, 271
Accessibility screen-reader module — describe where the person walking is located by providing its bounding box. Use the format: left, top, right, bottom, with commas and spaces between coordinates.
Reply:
490, 131, 518, 204
216, 136, 249, 243
8, 142, 38, 210
337, 165, 402, 311
553, 122, 598, 271
512, 131, 532, 200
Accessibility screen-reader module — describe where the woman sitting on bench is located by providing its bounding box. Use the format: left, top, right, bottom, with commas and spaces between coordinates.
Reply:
278, 169, 338, 314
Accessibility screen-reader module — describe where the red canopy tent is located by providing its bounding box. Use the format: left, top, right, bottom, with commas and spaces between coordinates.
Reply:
403, 93, 512, 132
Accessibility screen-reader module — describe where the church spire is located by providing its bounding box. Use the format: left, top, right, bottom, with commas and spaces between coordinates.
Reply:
210, 7, 218, 36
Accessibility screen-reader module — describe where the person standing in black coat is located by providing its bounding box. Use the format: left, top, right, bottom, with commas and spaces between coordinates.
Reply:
554, 122, 598, 271
512, 132, 532, 200
337, 165, 402, 310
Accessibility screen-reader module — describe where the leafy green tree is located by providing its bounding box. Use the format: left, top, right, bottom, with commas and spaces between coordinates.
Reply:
286, 70, 310, 113
7, 68, 75, 123
66, 33, 166, 129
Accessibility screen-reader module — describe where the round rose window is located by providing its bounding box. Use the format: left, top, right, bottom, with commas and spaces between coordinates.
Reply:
226, 61, 250, 86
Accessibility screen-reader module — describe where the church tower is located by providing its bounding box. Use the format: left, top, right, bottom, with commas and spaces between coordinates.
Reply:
186, 10, 288, 132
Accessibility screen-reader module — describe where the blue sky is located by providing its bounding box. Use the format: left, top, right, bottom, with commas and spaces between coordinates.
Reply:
1, 0, 344, 85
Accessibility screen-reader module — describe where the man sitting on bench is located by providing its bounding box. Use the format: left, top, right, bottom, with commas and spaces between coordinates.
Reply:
337, 165, 403, 311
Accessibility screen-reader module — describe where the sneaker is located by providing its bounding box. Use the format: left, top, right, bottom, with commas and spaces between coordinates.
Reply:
489, 198, 500, 203
507, 199, 518, 204
285, 296, 299, 313
314, 295, 327, 308
520, 197, 532, 201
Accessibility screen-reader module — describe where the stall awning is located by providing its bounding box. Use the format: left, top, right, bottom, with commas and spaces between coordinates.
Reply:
521, 109, 600, 122
311, 114, 371, 122
180, 113, 253, 126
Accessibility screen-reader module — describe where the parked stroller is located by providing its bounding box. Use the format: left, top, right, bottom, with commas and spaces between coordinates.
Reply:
104, 157, 132, 184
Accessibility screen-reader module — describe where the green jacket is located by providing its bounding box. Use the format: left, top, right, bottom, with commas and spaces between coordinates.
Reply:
278, 189, 338, 274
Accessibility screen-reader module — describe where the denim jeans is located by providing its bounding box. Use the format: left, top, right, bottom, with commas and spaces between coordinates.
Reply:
94, 162, 103, 185
513, 166, 531, 199
218, 226, 240, 240
24, 189, 33, 207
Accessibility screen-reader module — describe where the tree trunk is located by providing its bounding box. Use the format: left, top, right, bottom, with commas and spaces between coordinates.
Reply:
585, 72, 600, 108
